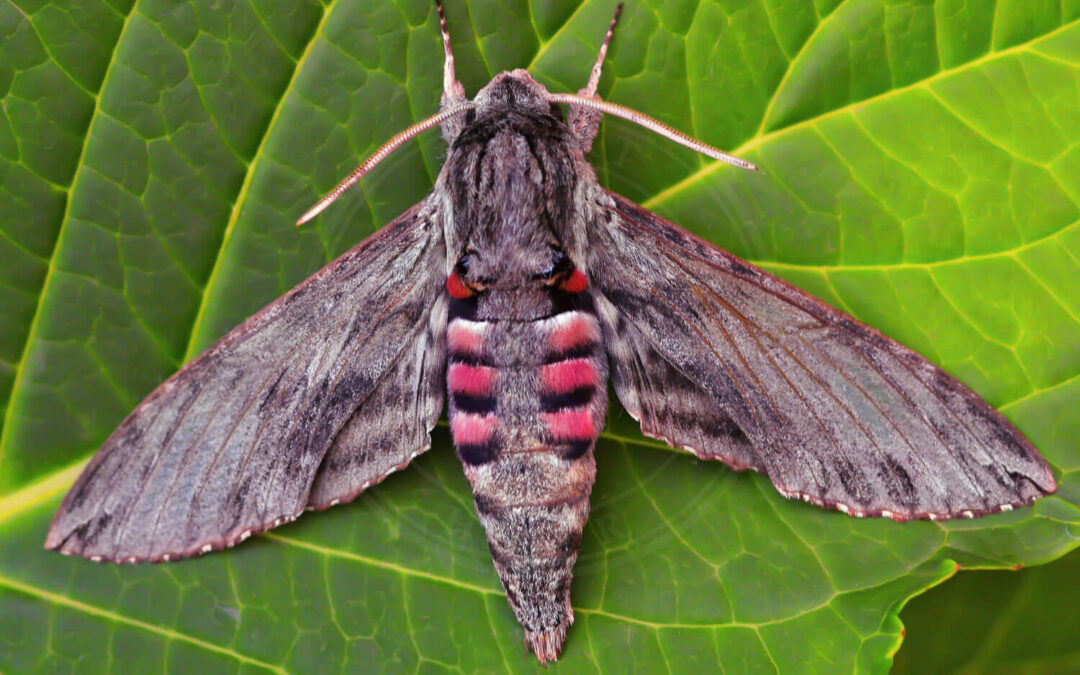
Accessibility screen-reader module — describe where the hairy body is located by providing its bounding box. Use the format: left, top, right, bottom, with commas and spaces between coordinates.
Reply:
441, 95, 609, 655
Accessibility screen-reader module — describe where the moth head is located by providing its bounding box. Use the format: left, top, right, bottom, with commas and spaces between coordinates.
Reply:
295, 7, 759, 227
442, 115, 576, 291
471, 69, 553, 117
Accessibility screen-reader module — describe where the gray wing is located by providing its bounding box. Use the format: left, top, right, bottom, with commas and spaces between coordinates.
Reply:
47, 199, 447, 562
589, 191, 1056, 521
598, 303, 764, 473
307, 293, 447, 510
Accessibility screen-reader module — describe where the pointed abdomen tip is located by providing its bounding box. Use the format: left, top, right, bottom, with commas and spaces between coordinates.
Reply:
524, 626, 568, 664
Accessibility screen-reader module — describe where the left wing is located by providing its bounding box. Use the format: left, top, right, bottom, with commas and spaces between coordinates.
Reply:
47, 200, 447, 562
588, 191, 1056, 521
307, 293, 447, 511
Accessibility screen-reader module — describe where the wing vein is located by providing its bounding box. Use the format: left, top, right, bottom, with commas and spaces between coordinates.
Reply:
851, 344, 991, 500
222, 354, 305, 510
795, 332, 945, 504
651, 212, 1002, 473
648, 286, 766, 429
102, 400, 175, 550
256, 313, 347, 523
266, 270, 429, 518
693, 281, 855, 498
114, 380, 220, 551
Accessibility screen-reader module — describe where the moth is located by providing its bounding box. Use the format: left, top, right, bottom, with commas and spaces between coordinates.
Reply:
47, 1, 1056, 664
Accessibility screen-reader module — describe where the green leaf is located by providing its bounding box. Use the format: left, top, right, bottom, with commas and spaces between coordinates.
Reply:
1, 0, 1078, 671
894, 546, 1080, 673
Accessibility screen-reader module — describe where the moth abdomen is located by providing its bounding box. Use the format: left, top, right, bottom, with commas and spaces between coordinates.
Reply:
447, 282, 607, 662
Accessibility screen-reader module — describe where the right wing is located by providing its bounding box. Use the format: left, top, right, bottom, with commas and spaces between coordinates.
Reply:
47, 199, 447, 562
589, 191, 1055, 521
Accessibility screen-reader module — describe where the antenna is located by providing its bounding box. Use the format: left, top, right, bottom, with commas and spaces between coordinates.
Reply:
549, 93, 760, 173
295, 103, 474, 226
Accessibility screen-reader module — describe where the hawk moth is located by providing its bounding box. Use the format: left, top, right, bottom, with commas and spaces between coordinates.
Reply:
45, 2, 1056, 664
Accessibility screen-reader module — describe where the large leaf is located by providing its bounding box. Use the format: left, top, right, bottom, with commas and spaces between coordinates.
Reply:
1, 0, 1078, 671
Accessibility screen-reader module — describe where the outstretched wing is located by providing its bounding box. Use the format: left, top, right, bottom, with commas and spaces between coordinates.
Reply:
588, 191, 1056, 521
47, 199, 448, 562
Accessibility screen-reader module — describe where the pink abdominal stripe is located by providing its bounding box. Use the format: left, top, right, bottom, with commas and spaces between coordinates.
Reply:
447, 320, 484, 358
448, 361, 498, 463
447, 318, 499, 464
448, 308, 603, 465
540, 316, 602, 459
451, 412, 499, 465
540, 359, 596, 412
545, 312, 600, 361
448, 363, 497, 412
544, 410, 595, 442
451, 413, 496, 446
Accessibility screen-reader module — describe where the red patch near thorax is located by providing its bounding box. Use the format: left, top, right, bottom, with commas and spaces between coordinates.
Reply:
544, 410, 595, 441
561, 269, 588, 293
541, 359, 596, 393
446, 271, 473, 299
448, 363, 496, 396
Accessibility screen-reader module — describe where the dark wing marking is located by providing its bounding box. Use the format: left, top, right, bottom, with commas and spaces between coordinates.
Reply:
47, 200, 447, 562
596, 294, 763, 472
589, 190, 1056, 521
307, 294, 447, 510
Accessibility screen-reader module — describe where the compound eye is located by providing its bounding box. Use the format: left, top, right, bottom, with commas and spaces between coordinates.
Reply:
456, 250, 494, 286
455, 254, 472, 278
533, 247, 570, 281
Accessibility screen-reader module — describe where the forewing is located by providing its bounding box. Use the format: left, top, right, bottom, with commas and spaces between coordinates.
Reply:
589, 191, 1056, 520
307, 293, 447, 510
47, 200, 447, 562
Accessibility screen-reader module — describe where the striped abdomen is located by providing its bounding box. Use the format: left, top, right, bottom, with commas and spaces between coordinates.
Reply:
446, 286, 607, 661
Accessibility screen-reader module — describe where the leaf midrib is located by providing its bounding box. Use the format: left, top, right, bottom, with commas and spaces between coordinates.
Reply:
749, 219, 1079, 271
0, 0, 141, 467
0, 573, 286, 673
180, 1, 339, 364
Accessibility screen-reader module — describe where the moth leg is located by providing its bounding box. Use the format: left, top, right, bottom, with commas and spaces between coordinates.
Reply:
437, 0, 467, 144
568, 2, 623, 152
